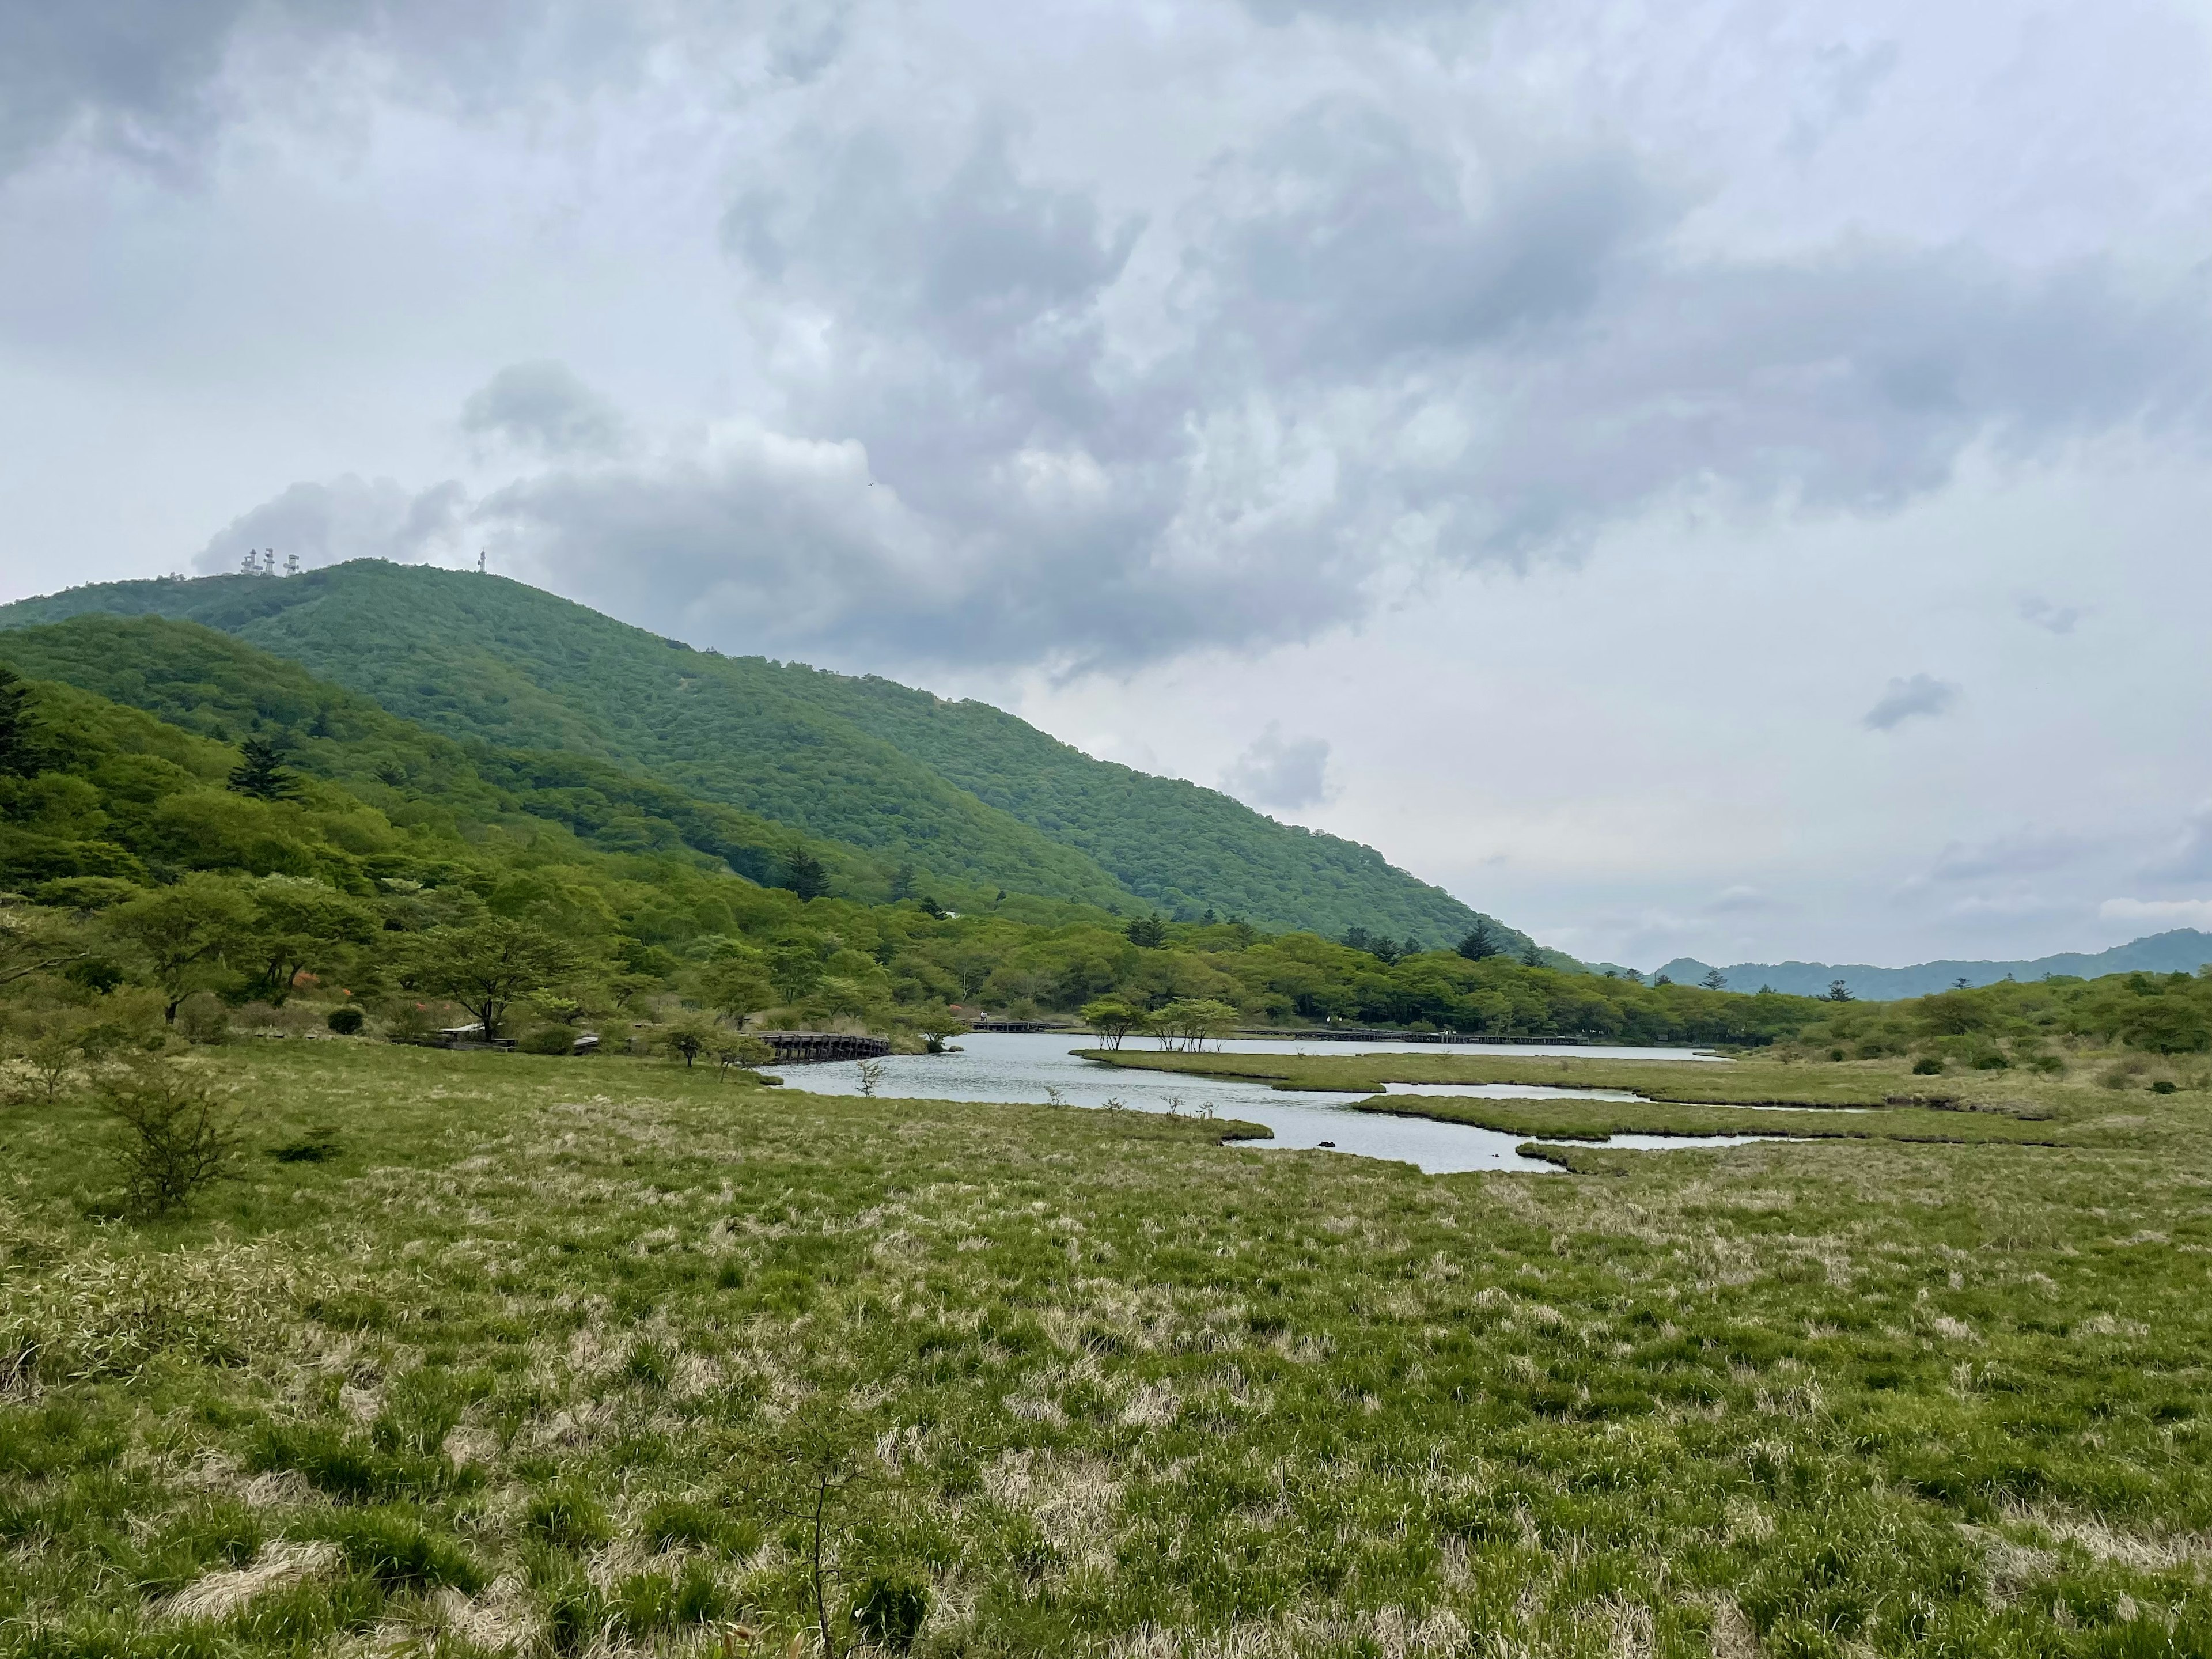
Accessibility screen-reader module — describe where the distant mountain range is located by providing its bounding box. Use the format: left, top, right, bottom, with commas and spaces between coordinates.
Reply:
0, 560, 1518, 948
1654, 931, 2212, 1001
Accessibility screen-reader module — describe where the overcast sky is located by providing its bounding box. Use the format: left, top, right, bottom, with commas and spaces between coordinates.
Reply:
5, 0, 2211, 970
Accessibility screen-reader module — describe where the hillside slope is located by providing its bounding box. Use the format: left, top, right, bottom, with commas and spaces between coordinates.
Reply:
0, 562, 1505, 942
1656, 930, 2212, 1000
0, 615, 896, 902
766, 664, 1505, 948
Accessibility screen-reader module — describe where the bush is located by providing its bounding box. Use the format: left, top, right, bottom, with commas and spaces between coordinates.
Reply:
1911, 1056, 1944, 1075
2151, 1080, 2178, 1095
520, 1024, 579, 1056
381, 1001, 444, 1045
98, 1062, 243, 1217
715, 1033, 774, 1077
325, 1005, 365, 1035
176, 993, 230, 1046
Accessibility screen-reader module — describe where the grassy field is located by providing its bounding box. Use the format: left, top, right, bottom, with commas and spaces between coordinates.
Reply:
3, 1041, 2210, 1657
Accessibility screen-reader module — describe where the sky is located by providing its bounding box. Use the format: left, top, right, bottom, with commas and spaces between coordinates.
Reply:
3, 0, 2211, 971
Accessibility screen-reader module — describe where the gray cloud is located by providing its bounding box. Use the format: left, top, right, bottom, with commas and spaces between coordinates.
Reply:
2017, 594, 2086, 635
1863, 673, 1962, 730
0, 0, 680, 177
1222, 723, 1334, 812
0, 0, 257, 174
25, 2, 2212, 684
194, 475, 465, 574
1930, 830, 2091, 882
461, 362, 624, 457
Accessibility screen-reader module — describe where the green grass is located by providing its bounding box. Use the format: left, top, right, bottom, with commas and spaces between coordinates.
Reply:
1077, 1047, 1940, 1107
1348, 1094, 2073, 1145
3, 1040, 2210, 1656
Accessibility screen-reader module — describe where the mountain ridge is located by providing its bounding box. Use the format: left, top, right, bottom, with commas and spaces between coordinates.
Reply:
1654, 930, 2212, 1000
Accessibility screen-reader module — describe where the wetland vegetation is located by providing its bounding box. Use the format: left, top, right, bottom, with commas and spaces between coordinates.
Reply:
3, 1036, 2210, 1656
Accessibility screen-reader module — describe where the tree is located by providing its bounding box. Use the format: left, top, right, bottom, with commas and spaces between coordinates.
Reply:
782, 848, 830, 902
664, 1018, 714, 1068
1700, 968, 1728, 991
107, 875, 255, 1021
1080, 997, 1146, 1050
100, 1060, 242, 1218
405, 916, 582, 1040
239, 876, 376, 1001
915, 1007, 970, 1054
702, 956, 777, 1023
1126, 914, 1168, 949
1827, 980, 1854, 1003
713, 1033, 774, 1077
226, 737, 301, 801
1456, 921, 1501, 961
0, 910, 90, 990
0, 665, 42, 779
1149, 998, 1239, 1052
1521, 944, 1546, 968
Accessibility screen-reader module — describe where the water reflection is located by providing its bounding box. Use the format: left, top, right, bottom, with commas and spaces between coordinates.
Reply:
782, 1033, 1777, 1176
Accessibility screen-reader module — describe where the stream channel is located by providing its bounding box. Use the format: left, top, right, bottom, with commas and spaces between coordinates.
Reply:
782, 1032, 1779, 1175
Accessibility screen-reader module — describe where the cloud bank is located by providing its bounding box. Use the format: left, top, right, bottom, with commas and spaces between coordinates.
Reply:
44, 0, 2194, 672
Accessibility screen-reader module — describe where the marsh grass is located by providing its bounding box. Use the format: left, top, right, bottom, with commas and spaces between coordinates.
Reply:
1076, 1048, 1950, 1107
0, 1041, 2206, 1656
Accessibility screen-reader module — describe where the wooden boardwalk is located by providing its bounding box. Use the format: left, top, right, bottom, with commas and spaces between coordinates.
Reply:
757, 1031, 893, 1064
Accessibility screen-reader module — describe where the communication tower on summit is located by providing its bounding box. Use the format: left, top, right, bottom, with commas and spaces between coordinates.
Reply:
477, 549, 487, 574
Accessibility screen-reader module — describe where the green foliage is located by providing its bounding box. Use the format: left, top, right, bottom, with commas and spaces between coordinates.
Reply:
225, 738, 299, 801
325, 1005, 364, 1035
0, 564, 1522, 940
97, 1060, 243, 1218
404, 917, 582, 1041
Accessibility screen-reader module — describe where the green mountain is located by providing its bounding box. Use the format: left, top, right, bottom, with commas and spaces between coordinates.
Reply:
0, 561, 1510, 946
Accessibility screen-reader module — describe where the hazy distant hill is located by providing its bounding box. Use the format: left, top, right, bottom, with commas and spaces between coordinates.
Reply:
1655, 931, 2212, 1000
0, 561, 1510, 945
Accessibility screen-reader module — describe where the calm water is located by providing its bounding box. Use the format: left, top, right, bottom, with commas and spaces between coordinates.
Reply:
781, 1033, 1775, 1176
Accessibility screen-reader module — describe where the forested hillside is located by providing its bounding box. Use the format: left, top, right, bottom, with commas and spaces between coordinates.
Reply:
767, 664, 1510, 950
0, 642, 1810, 1048
0, 562, 1502, 942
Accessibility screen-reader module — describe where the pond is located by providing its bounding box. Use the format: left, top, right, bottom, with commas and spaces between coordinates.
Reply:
780, 1033, 1778, 1176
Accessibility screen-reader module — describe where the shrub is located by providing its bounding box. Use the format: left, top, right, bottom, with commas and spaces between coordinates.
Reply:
380, 1001, 445, 1044
325, 1005, 365, 1035
520, 1024, 580, 1056
176, 993, 230, 1046
271, 1127, 343, 1163
1911, 1057, 1944, 1075
2151, 1080, 2178, 1095
98, 1062, 243, 1218
714, 1033, 774, 1077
